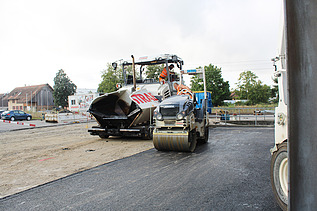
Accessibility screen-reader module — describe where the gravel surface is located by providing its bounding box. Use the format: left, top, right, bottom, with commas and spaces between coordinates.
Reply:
0, 122, 153, 198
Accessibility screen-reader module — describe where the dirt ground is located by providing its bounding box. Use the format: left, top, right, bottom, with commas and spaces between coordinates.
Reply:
0, 123, 154, 198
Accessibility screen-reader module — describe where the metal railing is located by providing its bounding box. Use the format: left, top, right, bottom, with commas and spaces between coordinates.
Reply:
211, 107, 275, 126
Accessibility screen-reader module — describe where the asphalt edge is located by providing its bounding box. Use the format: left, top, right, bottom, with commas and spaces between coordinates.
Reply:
0, 148, 155, 201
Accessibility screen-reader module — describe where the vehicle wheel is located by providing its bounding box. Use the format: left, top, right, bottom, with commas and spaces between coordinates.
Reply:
10, 116, 15, 121
26, 116, 32, 121
99, 134, 109, 139
142, 128, 153, 140
198, 126, 209, 144
270, 142, 288, 211
188, 130, 197, 152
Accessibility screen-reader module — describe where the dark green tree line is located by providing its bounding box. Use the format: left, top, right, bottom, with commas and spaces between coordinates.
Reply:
191, 64, 231, 106
234, 70, 271, 104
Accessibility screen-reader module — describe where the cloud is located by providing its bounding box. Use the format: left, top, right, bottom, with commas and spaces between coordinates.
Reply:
0, 0, 282, 93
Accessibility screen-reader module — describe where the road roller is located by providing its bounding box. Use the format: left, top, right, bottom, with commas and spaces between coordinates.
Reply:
152, 92, 209, 152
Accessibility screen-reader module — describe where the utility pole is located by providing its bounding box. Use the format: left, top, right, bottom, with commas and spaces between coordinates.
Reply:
286, 0, 317, 210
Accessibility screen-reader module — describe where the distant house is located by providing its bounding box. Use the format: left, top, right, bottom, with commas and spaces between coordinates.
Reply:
0, 93, 9, 110
227, 91, 248, 104
230, 91, 238, 100
7, 84, 54, 111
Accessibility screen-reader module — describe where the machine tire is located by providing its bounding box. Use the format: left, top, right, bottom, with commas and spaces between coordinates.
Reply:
10, 116, 15, 121
99, 134, 109, 139
198, 126, 209, 144
142, 128, 153, 140
26, 116, 32, 121
188, 130, 197, 152
270, 142, 288, 211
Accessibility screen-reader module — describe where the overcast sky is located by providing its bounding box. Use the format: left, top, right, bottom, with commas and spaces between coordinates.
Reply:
0, 0, 283, 93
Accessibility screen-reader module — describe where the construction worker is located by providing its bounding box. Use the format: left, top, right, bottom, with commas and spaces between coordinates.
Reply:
159, 64, 175, 83
173, 82, 193, 99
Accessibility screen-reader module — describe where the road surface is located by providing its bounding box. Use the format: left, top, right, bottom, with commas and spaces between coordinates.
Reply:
0, 122, 153, 198
0, 127, 280, 210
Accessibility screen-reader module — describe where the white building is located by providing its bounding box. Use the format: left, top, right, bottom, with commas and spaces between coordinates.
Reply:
68, 89, 99, 112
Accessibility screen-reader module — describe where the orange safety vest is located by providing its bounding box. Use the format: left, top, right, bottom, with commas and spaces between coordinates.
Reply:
175, 84, 193, 99
159, 67, 168, 82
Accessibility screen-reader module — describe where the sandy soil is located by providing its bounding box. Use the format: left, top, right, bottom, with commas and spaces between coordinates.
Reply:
0, 123, 154, 198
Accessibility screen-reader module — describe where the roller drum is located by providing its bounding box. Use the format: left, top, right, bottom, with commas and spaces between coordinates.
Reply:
153, 130, 197, 152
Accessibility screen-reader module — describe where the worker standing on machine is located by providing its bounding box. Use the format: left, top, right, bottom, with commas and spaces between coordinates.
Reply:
159, 64, 175, 83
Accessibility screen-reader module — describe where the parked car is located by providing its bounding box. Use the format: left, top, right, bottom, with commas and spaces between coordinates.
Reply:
0, 110, 4, 116
1, 110, 32, 121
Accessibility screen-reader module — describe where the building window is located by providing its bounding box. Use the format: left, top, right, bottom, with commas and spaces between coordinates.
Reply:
13, 106, 15, 110
71, 100, 76, 105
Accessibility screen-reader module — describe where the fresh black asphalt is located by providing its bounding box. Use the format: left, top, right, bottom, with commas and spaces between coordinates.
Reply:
0, 127, 280, 210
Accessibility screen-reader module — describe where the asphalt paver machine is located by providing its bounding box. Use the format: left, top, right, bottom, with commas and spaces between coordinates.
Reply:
88, 54, 184, 139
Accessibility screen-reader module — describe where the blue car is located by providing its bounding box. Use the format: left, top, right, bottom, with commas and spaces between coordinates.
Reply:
1, 110, 32, 121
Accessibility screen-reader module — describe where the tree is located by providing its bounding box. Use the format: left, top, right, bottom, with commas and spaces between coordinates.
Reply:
234, 70, 271, 104
191, 64, 231, 106
235, 70, 258, 99
98, 63, 123, 93
53, 69, 77, 108
248, 81, 271, 104
145, 64, 164, 81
